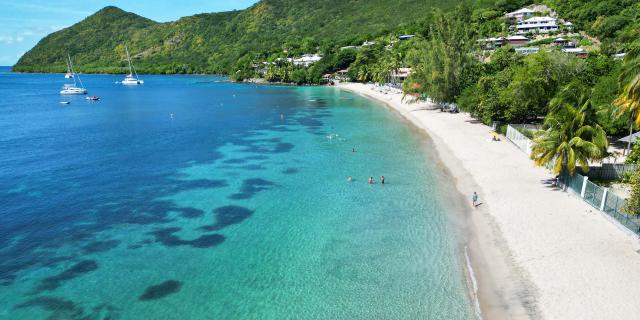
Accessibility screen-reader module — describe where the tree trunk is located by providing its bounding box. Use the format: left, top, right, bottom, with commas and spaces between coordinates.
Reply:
628, 115, 633, 156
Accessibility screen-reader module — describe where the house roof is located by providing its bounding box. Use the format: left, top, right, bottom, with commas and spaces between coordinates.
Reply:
506, 8, 534, 15
618, 132, 640, 143
562, 48, 587, 53
478, 37, 506, 42
554, 37, 568, 42
524, 16, 556, 22
507, 35, 530, 41
564, 21, 573, 26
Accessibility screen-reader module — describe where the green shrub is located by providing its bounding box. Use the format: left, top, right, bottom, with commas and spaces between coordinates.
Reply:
625, 143, 640, 164
624, 167, 640, 215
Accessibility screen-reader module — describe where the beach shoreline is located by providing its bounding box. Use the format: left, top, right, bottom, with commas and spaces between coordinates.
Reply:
337, 82, 640, 320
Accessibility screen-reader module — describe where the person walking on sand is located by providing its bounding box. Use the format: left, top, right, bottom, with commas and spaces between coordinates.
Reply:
369, 176, 374, 184
472, 192, 478, 207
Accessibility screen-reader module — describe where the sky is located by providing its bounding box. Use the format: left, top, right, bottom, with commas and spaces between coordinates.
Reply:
0, 0, 258, 65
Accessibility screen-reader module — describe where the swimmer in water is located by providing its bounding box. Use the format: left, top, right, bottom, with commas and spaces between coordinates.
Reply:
368, 176, 374, 184
381, 176, 385, 184
347, 176, 352, 182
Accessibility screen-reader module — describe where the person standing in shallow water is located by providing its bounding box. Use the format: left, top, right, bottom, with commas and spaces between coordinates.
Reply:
472, 192, 478, 207
381, 176, 385, 184
369, 176, 374, 184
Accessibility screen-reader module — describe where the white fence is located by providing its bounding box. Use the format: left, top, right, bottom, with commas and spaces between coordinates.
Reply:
506, 125, 534, 156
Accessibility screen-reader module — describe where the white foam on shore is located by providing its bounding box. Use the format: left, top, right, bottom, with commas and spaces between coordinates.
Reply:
465, 245, 483, 320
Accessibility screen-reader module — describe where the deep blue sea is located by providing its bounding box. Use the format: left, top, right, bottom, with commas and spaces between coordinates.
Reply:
0, 67, 473, 319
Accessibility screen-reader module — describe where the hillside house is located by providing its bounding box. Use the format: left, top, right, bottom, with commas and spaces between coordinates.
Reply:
562, 48, 588, 59
553, 37, 575, 48
292, 54, 322, 67
563, 21, 574, 31
478, 37, 506, 50
391, 68, 412, 82
516, 16, 558, 35
506, 35, 530, 46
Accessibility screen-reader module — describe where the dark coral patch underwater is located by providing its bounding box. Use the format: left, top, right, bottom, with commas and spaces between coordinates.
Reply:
139, 280, 183, 301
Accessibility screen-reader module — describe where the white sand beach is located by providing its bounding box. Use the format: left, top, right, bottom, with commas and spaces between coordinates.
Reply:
338, 82, 640, 320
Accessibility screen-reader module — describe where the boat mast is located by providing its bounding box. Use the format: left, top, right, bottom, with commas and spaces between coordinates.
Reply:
68, 54, 85, 89
125, 45, 134, 77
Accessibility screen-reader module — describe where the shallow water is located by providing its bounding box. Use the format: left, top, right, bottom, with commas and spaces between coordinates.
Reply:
0, 68, 473, 319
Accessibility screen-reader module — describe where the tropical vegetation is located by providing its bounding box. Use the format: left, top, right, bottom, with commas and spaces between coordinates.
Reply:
530, 87, 608, 175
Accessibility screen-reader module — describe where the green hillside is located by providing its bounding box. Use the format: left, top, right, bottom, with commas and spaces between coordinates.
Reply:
14, 0, 459, 74
14, 6, 158, 72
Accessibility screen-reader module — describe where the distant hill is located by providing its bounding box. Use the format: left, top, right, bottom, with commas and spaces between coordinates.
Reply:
15, 6, 158, 73
14, 0, 459, 74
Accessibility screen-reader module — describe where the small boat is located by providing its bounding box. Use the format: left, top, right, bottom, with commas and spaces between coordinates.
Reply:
59, 101, 70, 104
121, 46, 144, 85
86, 96, 100, 101
60, 55, 88, 95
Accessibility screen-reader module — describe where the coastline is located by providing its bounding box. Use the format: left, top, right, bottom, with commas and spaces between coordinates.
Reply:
337, 82, 640, 320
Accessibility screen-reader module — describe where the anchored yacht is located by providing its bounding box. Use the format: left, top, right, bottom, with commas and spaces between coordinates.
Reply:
60, 55, 87, 95
121, 46, 143, 85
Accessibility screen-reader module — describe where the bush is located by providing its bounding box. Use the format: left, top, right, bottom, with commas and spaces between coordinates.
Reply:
625, 143, 640, 164
624, 167, 640, 215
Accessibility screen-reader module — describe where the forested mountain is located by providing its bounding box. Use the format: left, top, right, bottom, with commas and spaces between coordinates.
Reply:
14, 0, 462, 74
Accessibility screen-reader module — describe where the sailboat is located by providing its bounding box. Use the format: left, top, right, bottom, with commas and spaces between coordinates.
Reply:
64, 57, 73, 79
60, 54, 87, 95
121, 46, 144, 85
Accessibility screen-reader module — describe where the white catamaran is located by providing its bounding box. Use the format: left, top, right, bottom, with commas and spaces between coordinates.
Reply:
122, 46, 144, 85
60, 55, 87, 95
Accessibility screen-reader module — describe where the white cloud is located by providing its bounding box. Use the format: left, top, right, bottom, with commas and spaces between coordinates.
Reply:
0, 26, 63, 46
0, 2, 91, 16
0, 36, 14, 44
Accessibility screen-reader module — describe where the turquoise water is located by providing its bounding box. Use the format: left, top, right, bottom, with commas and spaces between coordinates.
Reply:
0, 68, 474, 319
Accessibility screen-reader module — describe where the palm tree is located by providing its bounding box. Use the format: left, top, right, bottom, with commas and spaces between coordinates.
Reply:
531, 103, 608, 176
614, 42, 640, 154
